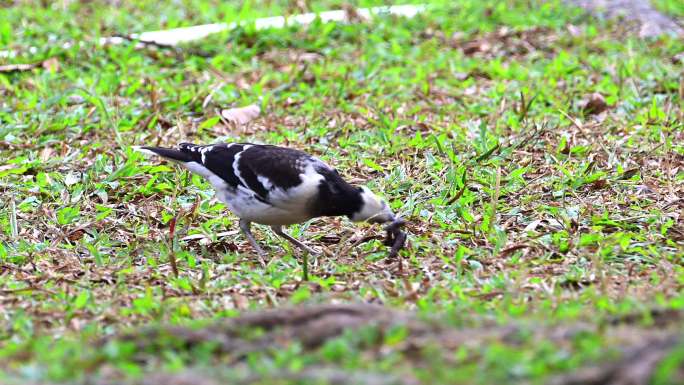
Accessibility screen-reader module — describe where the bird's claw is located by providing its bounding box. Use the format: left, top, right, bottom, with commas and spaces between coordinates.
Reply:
383, 218, 407, 258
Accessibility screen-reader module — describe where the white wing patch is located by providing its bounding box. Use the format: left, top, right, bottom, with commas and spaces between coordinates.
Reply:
257, 175, 274, 191
200, 146, 213, 164
232, 145, 252, 188
266, 162, 324, 211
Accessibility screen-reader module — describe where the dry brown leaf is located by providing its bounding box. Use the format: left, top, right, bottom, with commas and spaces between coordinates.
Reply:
297, 52, 324, 63
582, 92, 609, 115
232, 293, 250, 310
220, 104, 261, 125
40, 147, 55, 161
567, 24, 583, 37
589, 179, 609, 190
0, 57, 60, 73
42, 57, 60, 72
462, 40, 491, 55
67, 229, 85, 242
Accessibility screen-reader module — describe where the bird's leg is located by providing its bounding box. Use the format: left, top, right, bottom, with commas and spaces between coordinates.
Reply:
271, 225, 317, 281
270, 225, 318, 255
239, 219, 266, 267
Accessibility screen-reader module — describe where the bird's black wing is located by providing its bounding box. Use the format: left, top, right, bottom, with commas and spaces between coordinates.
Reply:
137, 143, 328, 206
236, 145, 317, 202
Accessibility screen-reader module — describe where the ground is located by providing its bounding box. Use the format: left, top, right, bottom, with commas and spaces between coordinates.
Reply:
0, 1, 683, 384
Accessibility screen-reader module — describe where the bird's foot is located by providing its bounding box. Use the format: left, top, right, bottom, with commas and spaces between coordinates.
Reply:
244, 238, 268, 267
254, 248, 268, 268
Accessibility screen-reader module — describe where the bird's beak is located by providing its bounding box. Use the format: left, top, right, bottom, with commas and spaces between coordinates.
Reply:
367, 211, 396, 224
383, 217, 404, 231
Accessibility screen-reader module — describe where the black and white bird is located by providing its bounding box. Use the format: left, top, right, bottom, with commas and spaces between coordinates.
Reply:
133, 142, 406, 278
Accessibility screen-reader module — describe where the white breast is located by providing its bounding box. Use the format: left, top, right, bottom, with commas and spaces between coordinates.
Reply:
219, 186, 313, 225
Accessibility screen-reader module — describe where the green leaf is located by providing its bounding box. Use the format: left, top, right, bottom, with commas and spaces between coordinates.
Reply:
199, 116, 220, 131
362, 158, 384, 172
57, 207, 80, 225
579, 233, 601, 246
291, 286, 311, 304
73, 291, 89, 309
95, 205, 113, 221
0, 165, 29, 177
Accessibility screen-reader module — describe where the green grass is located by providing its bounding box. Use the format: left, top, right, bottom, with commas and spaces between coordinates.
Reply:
651, 0, 684, 18
1, 0, 683, 384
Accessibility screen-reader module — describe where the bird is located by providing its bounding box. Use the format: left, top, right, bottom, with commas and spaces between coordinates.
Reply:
133, 142, 405, 279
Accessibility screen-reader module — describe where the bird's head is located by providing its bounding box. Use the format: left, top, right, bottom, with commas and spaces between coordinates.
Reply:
349, 185, 407, 259
349, 186, 395, 224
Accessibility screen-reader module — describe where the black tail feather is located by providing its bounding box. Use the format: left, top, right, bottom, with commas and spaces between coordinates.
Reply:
134, 146, 198, 163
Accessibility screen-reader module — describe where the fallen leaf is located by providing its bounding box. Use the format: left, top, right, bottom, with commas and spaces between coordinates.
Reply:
523, 219, 543, 233
590, 179, 608, 190
232, 293, 249, 310
582, 92, 609, 115
0, 57, 60, 73
220, 104, 261, 125
297, 52, 323, 63
67, 229, 85, 242
64, 173, 81, 186
462, 40, 491, 55
39, 147, 55, 161
41, 57, 60, 72
331, 284, 346, 292
618, 168, 640, 180
567, 24, 583, 37
67, 95, 86, 105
